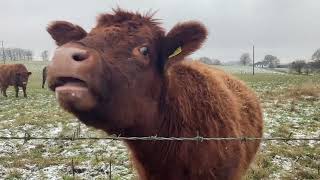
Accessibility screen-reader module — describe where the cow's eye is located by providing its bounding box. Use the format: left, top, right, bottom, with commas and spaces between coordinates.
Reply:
139, 46, 148, 56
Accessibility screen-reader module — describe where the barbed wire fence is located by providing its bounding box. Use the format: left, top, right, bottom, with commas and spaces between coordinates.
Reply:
0, 128, 319, 179
0, 133, 320, 142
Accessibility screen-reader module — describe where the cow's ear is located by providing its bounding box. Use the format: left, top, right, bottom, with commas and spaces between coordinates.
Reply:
159, 21, 207, 71
47, 21, 87, 46
28, 72, 32, 76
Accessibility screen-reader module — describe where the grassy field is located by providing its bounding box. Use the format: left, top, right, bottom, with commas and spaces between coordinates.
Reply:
0, 62, 319, 179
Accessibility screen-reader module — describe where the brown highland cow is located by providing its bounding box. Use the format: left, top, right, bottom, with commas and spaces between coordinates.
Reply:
0, 64, 32, 97
47, 9, 263, 180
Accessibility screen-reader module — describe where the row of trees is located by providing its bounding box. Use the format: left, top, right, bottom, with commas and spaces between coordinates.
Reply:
289, 49, 320, 74
0, 48, 49, 61
199, 57, 222, 65
0, 48, 34, 61
240, 48, 320, 73
240, 53, 280, 68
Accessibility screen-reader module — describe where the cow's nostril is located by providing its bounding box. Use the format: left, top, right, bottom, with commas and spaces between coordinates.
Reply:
72, 51, 89, 61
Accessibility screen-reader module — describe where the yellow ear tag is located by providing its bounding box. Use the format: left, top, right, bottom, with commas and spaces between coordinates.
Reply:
168, 47, 182, 58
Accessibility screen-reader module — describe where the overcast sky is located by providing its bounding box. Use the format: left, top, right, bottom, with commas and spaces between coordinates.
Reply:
0, 0, 319, 62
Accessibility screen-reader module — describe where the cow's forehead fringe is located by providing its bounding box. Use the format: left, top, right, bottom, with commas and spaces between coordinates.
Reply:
96, 8, 161, 28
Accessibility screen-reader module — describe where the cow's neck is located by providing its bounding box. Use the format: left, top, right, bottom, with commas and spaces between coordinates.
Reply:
123, 102, 186, 180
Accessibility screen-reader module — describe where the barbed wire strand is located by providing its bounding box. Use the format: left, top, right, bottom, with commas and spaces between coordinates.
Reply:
0, 134, 319, 142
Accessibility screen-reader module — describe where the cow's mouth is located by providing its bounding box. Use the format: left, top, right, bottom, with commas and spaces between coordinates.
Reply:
50, 77, 97, 112
50, 77, 87, 90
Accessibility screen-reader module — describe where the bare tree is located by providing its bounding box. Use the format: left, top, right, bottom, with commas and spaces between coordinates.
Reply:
25, 50, 33, 61
312, 49, 320, 61
263, 55, 280, 68
199, 57, 212, 65
199, 57, 222, 65
212, 59, 222, 65
240, 53, 251, 66
290, 60, 306, 74
311, 49, 320, 70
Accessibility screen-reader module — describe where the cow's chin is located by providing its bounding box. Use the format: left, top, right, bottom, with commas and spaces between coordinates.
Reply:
55, 84, 97, 112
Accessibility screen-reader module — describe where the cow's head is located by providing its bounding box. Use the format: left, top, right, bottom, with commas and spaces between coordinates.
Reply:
16, 71, 32, 87
47, 9, 207, 133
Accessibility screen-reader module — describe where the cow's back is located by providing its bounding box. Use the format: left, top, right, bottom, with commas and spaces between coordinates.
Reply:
0, 64, 12, 86
164, 61, 263, 179
198, 62, 263, 171
207, 65, 263, 169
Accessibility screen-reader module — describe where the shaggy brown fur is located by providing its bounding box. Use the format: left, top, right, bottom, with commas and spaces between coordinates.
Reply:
46, 8, 263, 180
0, 64, 32, 97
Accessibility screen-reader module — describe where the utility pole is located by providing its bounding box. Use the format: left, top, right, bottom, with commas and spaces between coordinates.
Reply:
252, 45, 255, 75
1, 40, 5, 64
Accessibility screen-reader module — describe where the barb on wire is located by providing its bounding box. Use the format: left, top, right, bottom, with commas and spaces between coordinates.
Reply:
285, 132, 294, 144
23, 131, 31, 144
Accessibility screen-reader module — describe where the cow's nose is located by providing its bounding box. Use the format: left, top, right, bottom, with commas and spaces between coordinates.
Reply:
52, 47, 91, 63
48, 45, 99, 86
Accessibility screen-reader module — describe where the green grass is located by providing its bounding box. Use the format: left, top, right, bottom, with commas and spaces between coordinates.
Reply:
0, 62, 319, 179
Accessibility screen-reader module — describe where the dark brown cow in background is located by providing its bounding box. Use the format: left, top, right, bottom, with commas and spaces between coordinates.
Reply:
42, 66, 48, 88
47, 9, 263, 180
0, 64, 32, 97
